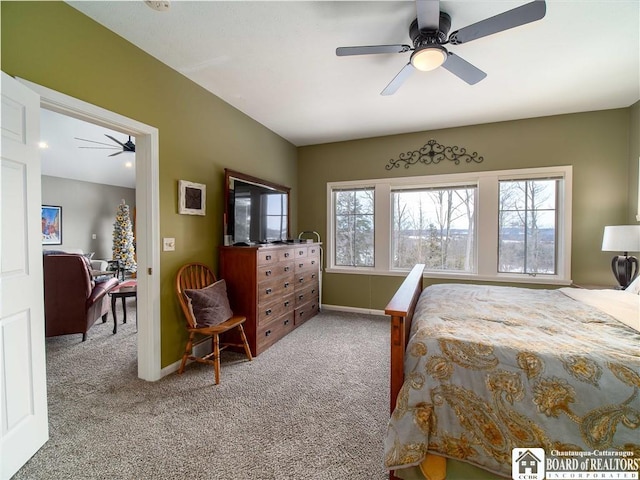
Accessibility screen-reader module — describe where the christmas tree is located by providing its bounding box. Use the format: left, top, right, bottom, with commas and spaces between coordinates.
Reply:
112, 200, 137, 274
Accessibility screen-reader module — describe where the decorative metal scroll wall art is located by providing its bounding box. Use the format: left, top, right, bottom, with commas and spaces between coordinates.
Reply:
385, 139, 484, 170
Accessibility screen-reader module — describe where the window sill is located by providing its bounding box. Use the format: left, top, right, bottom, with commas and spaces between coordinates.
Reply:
325, 267, 572, 286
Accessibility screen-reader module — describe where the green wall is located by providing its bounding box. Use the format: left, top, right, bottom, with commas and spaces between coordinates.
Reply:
3, 2, 637, 367
298, 108, 636, 310
1, 1, 298, 367
628, 101, 639, 224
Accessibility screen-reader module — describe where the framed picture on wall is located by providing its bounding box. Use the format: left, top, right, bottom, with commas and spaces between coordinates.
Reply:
42, 205, 62, 245
178, 180, 206, 216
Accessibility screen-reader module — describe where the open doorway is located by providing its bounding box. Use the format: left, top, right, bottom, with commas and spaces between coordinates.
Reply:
40, 107, 138, 346
19, 77, 161, 381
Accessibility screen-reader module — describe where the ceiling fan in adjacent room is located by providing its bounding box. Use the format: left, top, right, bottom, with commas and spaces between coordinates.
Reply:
336, 0, 546, 95
74, 134, 136, 157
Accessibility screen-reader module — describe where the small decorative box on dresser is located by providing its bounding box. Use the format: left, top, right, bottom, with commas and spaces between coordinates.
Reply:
219, 243, 321, 356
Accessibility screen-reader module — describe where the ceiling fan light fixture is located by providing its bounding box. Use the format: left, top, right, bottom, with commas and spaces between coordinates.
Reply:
410, 45, 447, 72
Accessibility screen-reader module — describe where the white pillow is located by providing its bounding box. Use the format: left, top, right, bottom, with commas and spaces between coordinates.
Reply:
625, 275, 640, 294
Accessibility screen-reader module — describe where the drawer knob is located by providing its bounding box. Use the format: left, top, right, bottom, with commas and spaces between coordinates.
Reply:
266, 288, 272, 294
284, 252, 290, 258
298, 294, 304, 300
311, 260, 315, 265
284, 266, 290, 272
266, 255, 272, 261
299, 311, 304, 317
284, 319, 289, 326
299, 263, 304, 268
265, 329, 271, 337
299, 277, 304, 283
284, 301, 290, 307
266, 309, 272, 316
284, 282, 290, 288
265, 270, 272, 276
312, 289, 316, 294
298, 251, 304, 255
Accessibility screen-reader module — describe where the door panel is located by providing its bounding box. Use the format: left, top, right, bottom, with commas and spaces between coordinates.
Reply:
1, 71, 48, 479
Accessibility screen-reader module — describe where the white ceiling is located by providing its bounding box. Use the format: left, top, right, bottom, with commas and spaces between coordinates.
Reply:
45, 1, 639, 187
66, 0, 639, 147
40, 109, 136, 188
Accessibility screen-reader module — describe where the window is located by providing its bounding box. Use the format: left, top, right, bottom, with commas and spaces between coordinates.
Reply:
333, 188, 374, 267
498, 179, 559, 275
391, 186, 476, 271
264, 193, 287, 241
327, 166, 572, 284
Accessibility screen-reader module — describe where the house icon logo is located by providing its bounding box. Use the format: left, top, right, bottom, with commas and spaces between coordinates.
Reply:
512, 448, 545, 480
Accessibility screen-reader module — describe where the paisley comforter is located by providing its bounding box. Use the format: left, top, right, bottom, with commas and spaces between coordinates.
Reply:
385, 284, 640, 477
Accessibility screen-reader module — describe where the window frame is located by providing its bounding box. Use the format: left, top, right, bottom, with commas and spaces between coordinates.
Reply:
326, 166, 573, 285
332, 186, 376, 267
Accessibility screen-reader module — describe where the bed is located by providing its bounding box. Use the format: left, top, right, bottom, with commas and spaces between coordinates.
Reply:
385, 264, 640, 480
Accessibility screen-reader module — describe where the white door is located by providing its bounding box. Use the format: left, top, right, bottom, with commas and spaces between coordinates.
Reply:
0, 72, 49, 479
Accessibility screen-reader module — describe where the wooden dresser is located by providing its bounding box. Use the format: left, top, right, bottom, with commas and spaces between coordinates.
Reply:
219, 243, 321, 356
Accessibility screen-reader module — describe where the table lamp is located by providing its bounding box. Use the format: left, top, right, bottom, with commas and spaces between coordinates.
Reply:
601, 225, 640, 289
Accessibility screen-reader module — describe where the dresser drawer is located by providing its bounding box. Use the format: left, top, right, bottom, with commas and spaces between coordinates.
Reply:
294, 301, 319, 326
258, 262, 294, 282
278, 248, 295, 262
295, 271, 319, 288
294, 284, 319, 308
258, 277, 294, 304
308, 245, 320, 258
294, 256, 319, 273
294, 246, 308, 258
257, 249, 280, 265
257, 312, 295, 352
258, 294, 294, 325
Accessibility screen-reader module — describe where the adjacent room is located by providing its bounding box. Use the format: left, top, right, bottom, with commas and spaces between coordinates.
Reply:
1, 1, 638, 479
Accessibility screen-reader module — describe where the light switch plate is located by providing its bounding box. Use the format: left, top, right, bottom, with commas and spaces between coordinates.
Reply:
163, 237, 176, 251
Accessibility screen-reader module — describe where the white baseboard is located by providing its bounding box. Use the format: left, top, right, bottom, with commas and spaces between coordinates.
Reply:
160, 341, 212, 378
320, 304, 386, 316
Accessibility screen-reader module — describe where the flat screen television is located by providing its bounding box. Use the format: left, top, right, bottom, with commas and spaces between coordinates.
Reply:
224, 169, 290, 245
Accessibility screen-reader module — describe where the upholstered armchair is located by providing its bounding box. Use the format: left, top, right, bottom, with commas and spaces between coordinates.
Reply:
43, 254, 119, 341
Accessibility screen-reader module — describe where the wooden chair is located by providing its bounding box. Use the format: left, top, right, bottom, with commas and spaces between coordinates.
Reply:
175, 263, 252, 384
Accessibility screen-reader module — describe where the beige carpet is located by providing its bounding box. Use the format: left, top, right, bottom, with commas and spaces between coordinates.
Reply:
14, 302, 390, 480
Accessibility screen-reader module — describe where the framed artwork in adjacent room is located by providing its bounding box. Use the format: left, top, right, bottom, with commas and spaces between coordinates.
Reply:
178, 180, 206, 215
41, 205, 62, 245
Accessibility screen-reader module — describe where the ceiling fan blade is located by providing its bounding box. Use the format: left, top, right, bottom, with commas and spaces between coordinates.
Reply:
104, 134, 127, 147
79, 146, 120, 150
449, 0, 546, 45
74, 137, 118, 147
336, 45, 411, 56
416, 0, 440, 32
109, 151, 124, 157
381, 63, 415, 96
441, 52, 487, 85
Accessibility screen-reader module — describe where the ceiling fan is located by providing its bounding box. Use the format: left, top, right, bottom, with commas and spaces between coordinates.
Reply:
75, 134, 136, 157
336, 0, 546, 95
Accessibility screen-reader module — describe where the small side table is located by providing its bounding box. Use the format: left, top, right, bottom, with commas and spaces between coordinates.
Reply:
109, 280, 137, 333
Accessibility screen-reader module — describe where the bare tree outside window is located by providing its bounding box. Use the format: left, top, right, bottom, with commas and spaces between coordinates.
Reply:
498, 179, 558, 274
391, 187, 475, 271
334, 188, 374, 267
